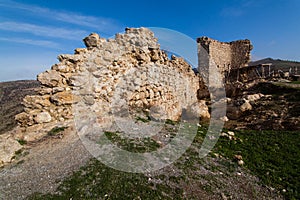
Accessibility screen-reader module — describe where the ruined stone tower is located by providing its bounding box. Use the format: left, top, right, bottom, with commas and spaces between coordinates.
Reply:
197, 36, 253, 75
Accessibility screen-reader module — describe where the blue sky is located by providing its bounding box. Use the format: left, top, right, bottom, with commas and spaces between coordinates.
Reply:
0, 0, 299, 81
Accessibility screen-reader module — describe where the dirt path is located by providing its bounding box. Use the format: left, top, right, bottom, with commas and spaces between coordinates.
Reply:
0, 127, 92, 200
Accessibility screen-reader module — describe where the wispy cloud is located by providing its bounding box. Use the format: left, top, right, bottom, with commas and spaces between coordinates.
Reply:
268, 40, 277, 46
0, 21, 88, 40
221, 7, 244, 17
0, 37, 60, 48
0, 0, 122, 35
220, 0, 261, 17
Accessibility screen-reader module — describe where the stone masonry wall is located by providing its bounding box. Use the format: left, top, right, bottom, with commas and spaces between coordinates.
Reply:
14, 28, 209, 142
197, 36, 253, 75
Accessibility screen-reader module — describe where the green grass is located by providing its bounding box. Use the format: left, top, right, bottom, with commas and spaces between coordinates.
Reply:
14, 149, 23, 156
291, 81, 300, 84
104, 131, 160, 153
210, 129, 300, 200
165, 119, 178, 126
135, 116, 151, 123
47, 126, 68, 136
17, 139, 27, 145
29, 159, 184, 200
272, 82, 300, 90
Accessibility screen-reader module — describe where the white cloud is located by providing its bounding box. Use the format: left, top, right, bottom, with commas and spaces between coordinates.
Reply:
0, 21, 88, 40
0, 37, 60, 48
0, 0, 122, 35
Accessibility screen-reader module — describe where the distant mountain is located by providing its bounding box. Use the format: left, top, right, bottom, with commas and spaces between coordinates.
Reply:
249, 58, 300, 68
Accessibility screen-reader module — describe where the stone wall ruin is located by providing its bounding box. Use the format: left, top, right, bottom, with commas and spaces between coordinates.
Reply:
197, 36, 253, 76
14, 27, 210, 142
0, 27, 256, 166
11, 28, 254, 143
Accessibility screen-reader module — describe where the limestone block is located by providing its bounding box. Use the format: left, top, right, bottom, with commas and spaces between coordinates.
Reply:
53, 87, 65, 93
50, 91, 74, 105
149, 89, 154, 99
52, 64, 70, 73
34, 111, 52, 123
39, 88, 52, 95
37, 70, 62, 87
23, 95, 51, 109
57, 54, 81, 63
23, 124, 47, 141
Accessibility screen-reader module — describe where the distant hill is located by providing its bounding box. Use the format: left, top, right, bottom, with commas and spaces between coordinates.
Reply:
249, 58, 300, 68
249, 58, 300, 75
0, 80, 40, 134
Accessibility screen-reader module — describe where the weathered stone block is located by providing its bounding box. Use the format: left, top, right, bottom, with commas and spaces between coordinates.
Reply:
37, 70, 62, 87
50, 91, 74, 105
34, 111, 52, 123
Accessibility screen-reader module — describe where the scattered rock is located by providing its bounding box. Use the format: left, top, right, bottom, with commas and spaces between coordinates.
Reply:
238, 160, 245, 166
240, 100, 252, 112
0, 133, 22, 166
234, 154, 243, 160
246, 93, 264, 102
220, 116, 229, 122
227, 131, 235, 136
34, 111, 52, 123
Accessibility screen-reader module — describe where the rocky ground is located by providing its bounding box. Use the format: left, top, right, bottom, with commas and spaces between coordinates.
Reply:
225, 80, 300, 131
0, 79, 299, 199
0, 125, 92, 199
0, 122, 283, 200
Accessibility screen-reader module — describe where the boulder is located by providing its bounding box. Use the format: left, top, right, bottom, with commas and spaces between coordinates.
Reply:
83, 33, 101, 48
0, 133, 22, 166
196, 100, 210, 119
184, 100, 210, 121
